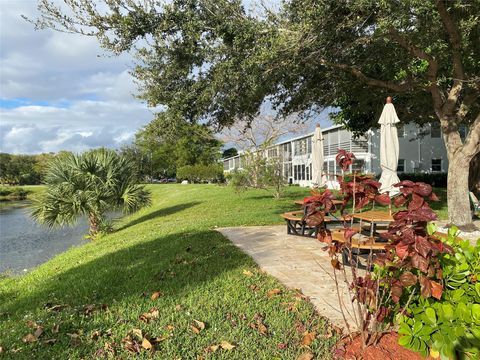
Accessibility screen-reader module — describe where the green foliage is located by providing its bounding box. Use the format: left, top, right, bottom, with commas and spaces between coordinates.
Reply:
0, 184, 338, 359
0, 153, 56, 185
222, 147, 238, 159
31, 148, 151, 237
398, 229, 480, 359
134, 112, 222, 178
228, 153, 286, 199
0, 187, 30, 199
176, 164, 224, 183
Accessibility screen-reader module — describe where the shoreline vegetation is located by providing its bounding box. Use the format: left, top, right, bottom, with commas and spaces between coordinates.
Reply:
0, 185, 44, 202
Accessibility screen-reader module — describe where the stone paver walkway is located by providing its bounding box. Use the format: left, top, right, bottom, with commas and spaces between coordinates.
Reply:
217, 225, 357, 330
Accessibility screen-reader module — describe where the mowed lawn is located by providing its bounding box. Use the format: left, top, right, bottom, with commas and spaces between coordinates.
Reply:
0, 183, 449, 359
0, 184, 339, 359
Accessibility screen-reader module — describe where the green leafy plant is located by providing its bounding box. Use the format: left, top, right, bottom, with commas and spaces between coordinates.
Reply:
398, 226, 480, 359
31, 148, 151, 238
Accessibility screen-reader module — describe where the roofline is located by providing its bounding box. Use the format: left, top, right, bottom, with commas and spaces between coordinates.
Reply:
222, 124, 344, 162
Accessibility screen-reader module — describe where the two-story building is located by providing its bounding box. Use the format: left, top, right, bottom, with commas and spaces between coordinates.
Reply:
223, 123, 450, 187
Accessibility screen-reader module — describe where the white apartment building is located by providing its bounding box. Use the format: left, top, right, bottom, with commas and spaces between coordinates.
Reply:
223, 123, 453, 187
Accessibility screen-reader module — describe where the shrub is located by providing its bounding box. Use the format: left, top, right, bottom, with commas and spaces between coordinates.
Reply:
398, 172, 447, 188
398, 226, 480, 359
176, 164, 224, 183
0, 187, 30, 199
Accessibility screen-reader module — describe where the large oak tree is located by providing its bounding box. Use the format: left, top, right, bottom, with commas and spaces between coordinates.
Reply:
31, 0, 479, 227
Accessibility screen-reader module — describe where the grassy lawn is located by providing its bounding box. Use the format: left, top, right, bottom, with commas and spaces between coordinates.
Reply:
0, 184, 340, 359
0, 183, 449, 359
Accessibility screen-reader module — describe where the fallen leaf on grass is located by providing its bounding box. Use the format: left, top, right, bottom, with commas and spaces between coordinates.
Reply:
51, 324, 59, 333
277, 342, 288, 350
34, 326, 44, 338
151, 291, 162, 300
209, 344, 220, 352
220, 341, 235, 350
122, 336, 141, 354
141, 338, 152, 350
249, 284, 260, 292
297, 351, 314, 360
43, 339, 57, 345
139, 308, 159, 323
243, 270, 253, 277
166, 324, 175, 331
267, 288, 282, 298
26, 320, 37, 329
22, 334, 37, 343
46, 304, 66, 312
175, 304, 183, 311
130, 328, 143, 340
84, 304, 95, 315
91, 330, 102, 340
302, 331, 316, 346
191, 319, 205, 334
67, 333, 81, 347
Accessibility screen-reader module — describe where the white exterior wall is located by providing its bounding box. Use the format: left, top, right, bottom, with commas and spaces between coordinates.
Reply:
223, 123, 448, 188
370, 123, 448, 174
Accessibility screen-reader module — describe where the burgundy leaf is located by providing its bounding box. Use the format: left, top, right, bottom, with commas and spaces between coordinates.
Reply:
305, 212, 324, 227
411, 254, 429, 273
399, 271, 418, 287
430, 280, 443, 300
408, 193, 424, 211
375, 193, 391, 206
419, 276, 432, 298
393, 195, 408, 207
344, 227, 357, 241
317, 229, 332, 244
414, 182, 432, 197
428, 192, 440, 202
415, 236, 433, 257
395, 242, 410, 258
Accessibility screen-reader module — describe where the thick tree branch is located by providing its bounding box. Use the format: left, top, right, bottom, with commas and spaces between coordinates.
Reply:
435, 0, 465, 118
462, 113, 480, 158
319, 59, 412, 92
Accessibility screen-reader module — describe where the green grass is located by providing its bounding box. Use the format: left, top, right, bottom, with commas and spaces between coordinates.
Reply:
0, 184, 449, 359
0, 184, 339, 359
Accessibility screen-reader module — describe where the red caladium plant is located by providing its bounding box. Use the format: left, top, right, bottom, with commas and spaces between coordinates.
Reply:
304, 149, 455, 348
336, 149, 356, 172
376, 181, 453, 301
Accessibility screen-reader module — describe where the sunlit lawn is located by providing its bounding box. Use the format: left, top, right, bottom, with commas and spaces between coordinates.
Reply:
0, 183, 449, 359
0, 184, 338, 359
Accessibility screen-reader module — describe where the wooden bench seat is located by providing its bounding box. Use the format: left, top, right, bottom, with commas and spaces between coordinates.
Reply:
280, 212, 343, 237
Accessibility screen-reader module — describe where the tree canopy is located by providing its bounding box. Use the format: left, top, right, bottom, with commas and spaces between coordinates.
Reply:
31, 0, 480, 226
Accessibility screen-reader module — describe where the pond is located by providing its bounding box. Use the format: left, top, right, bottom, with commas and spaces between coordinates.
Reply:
0, 202, 91, 274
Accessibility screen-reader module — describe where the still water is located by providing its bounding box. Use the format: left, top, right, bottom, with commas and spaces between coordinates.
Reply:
0, 202, 89, 274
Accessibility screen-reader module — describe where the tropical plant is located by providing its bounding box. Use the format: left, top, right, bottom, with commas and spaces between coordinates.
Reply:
398, 226, 480, 359
30, 0, 480, 228
32, 149, 151, 238
306, 149, 456, 349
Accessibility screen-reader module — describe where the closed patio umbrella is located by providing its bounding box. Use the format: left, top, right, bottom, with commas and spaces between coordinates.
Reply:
311, 124, 325, 187
378, 97, 401, 195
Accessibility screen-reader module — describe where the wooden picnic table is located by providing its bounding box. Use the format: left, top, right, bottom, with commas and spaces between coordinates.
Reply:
294, 199, 344, 206
350, 210, 393, 237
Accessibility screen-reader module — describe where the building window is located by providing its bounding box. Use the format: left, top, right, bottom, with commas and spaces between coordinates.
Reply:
397, 159, 405, 172
309, 164, 312, 180
267, 148, 278, 158
294, 139, 308, 156
306, 137, 312, 154
352, 159, 365, 172
293, 165, 297, 180
305, 164, 310, 181
431, 159, 442, 172
283, 143, 292, 161
301, 164, 305, 180
431, 123, 441, 138
397, 124, 405, 138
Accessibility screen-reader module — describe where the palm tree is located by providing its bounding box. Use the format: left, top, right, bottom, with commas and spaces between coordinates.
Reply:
32, 148, 151, 237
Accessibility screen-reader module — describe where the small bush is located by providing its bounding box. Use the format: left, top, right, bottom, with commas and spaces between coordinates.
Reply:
398, 226, 480, 359
398, 172, 447, 187
176, 164, 224, 183
0, 187, 30, 199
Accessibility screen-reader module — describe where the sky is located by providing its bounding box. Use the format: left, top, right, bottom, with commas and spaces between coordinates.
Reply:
0, 0, 155, 154
0, 0, 331, 155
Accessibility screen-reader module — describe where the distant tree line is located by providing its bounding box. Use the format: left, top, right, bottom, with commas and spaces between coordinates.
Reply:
0, 152, 59, 185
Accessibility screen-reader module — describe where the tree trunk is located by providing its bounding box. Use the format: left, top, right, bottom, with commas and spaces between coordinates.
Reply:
446, 151, 475, 230
469, 152, 480, 197
88, 213, 100, 238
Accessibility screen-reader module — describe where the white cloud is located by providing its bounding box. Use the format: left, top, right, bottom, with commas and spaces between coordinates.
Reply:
0, 0, 152, 154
